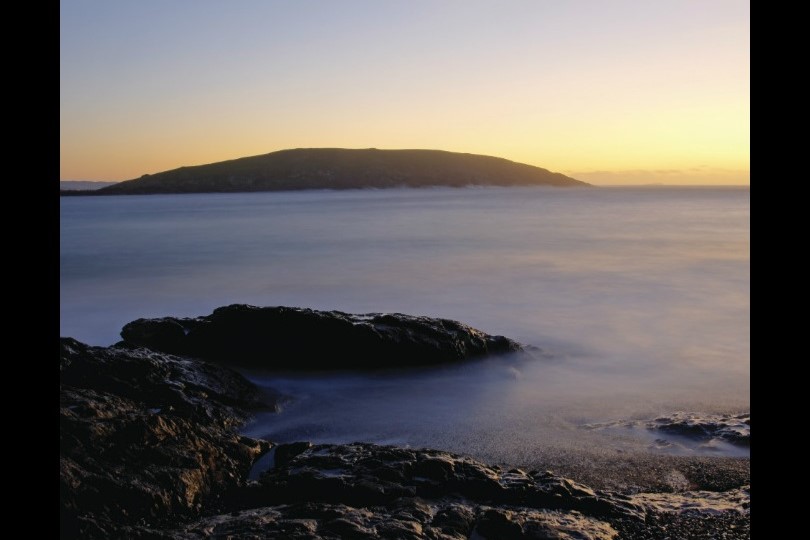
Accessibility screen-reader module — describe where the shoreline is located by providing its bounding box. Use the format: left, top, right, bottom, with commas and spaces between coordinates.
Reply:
471, 449, 749, 494
60, 307, 749, 539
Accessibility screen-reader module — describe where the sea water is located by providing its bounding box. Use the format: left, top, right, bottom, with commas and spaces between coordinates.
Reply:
60, 186, 749, 459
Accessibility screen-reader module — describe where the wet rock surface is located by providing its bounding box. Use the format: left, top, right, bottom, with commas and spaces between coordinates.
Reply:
583, 412, 750, 456
247, 443, 645, 521
182, 502, 620, 540
60, 338, 273, 537
649, 412, 750, 447
62, 314, 749, 539
120, 304, 526, 369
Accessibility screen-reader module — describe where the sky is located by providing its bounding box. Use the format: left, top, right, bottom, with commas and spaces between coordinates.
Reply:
60, 1, 749, 185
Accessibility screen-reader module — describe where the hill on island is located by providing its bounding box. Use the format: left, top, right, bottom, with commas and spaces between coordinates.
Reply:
93, 149, 588, 195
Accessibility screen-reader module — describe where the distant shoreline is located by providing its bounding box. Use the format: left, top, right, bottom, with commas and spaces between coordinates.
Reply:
59, 183, 749, 197
59, 183, 594, 197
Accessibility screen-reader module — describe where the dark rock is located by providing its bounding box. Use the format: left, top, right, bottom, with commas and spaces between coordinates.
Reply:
475, 508, 524, 538
177, 501, 620, 540
61, 335, 748, 539
650, 413, 750, 447
324, 515, 378, 539
275, 441, 314, 468
120, 304, 526, 369
431, 504, 476, 537
413, 456, 456, 482
59, 338, 272, 537
254, 442, 645, 521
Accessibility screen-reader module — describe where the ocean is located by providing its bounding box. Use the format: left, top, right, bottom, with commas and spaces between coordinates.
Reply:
60, 186, 749, 461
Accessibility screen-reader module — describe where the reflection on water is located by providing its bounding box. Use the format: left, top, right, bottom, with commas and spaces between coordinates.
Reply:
61, 186, 749, 458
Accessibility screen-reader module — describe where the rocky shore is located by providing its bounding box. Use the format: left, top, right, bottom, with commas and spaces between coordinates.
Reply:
60, 306, 749, 539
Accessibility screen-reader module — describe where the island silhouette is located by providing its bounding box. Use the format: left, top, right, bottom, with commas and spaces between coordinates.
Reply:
63, 148, 588, 195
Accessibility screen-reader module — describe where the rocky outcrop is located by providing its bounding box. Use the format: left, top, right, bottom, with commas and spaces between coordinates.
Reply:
649, 413, 750, 447
180, 501, 621, 539
61, 336, 636, 539
242, 442, 646, 521
59, 338, 273, 537
61, 309, 749, 539
120, 304, 526, 369
583, 412, 751, 454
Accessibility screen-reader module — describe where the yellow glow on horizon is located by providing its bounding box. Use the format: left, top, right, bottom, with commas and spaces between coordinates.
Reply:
59, 65, 749, 185
60, 1, 749, 186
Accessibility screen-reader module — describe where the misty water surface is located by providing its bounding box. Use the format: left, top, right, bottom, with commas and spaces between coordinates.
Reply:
60, 186, 749, 459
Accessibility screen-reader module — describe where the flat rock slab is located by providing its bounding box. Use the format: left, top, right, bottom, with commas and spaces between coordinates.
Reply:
120, 304, 526, 369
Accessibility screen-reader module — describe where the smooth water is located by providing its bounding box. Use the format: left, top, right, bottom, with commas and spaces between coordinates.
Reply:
60, 186, 749, 459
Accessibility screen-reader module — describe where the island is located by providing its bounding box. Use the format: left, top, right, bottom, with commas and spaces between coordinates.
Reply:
60, 148, 588, 196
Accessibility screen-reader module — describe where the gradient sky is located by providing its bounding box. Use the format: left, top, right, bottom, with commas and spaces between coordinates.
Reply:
60, 1, 749, 185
